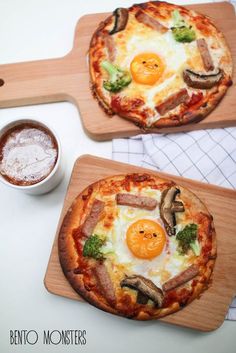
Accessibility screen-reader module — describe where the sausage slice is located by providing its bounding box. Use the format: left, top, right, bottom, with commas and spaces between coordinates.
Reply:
94, 263, 116, 306
103, 34, 116, 62
163, 264, 199, 292
81, 199, 105, 237
197, 38, 214, 72
116, 193, 157, 210
156, 88, 189, 115
135, 10, 168, 33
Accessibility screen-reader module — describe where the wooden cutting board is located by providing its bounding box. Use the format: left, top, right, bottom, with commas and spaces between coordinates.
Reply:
0, 2, 235, 141
44, 155, 236, 332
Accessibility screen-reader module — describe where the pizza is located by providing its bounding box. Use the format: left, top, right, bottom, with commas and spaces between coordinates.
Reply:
89, 1, 233, 129
58, 173, 216, 320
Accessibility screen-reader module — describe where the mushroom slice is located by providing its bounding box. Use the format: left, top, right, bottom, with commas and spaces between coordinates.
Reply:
109, 8, 129, 35
120, 275, 164, 307
137, 291, 149, 305
160, 186, 185, 236
183, 68, 223, 89
171, 201, 185, 213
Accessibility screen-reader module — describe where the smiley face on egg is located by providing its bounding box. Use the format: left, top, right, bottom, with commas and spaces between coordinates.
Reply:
130, 53, 165, 85
126, 219, 166, 259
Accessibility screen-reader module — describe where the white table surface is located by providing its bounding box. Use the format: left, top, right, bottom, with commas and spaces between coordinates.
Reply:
0, 1, 235, 352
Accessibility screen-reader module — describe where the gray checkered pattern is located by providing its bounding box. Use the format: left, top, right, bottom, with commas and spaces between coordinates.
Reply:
113, 128, 236, 189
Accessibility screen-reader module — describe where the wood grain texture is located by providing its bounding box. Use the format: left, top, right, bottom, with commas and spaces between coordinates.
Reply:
0, 2, 235, 140
44, 155, 236, 332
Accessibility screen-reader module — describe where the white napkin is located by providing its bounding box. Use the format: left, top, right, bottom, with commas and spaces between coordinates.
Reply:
113, 128, 236, 189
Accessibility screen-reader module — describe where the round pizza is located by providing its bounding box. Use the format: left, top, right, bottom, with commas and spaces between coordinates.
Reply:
58, 173, 216, 320
89, 1, 233, 129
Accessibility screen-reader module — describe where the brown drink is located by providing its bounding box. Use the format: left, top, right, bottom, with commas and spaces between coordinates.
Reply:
0, 122, 58, 186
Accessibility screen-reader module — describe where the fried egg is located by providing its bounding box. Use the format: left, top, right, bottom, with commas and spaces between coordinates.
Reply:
112, 24, 200, 125
93, 188, 193, 289
116, 30, 188, 98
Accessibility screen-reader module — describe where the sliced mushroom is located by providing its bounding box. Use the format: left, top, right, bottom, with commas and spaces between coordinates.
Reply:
137, 291, 149, 305
183, 68, 223, 89
171, 201, 185, 213
120, 275, 164, 307
160, 186, 185, 236
109, 8, 129, 35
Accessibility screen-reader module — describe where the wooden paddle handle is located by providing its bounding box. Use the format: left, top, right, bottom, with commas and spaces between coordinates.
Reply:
0, 53, 79, 108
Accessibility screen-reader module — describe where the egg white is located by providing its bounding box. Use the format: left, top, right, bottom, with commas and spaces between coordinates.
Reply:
119, 30, 186, 72
113, 27, 196, 126
109, 11, 226, 127
94, 188, 193, 289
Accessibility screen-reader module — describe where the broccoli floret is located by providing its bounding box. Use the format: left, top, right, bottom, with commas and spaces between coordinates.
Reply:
172, 26, 196, 43
190, 239, 201, 257
171, 10, 196, 43
101, 60, 132, 92
172, 9, 186, 27
83, 234, 106, 260
176, 223, 200, 256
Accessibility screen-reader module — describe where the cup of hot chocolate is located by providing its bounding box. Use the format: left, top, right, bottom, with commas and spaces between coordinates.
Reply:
0, 118, 64, 195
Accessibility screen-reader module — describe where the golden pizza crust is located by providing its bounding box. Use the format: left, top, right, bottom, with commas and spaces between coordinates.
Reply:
89, 1, 233, 129
58, 173, 217, 320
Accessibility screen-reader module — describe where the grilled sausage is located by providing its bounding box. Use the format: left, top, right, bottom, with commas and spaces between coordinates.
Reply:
163, 264, 199, 292
156, 88, 189, 115
94, 263, 116, 306
104, 34, 116, 62
81, 199, 105, 237
135, 10, 168, 33
197, 38, 214, 71
116, 193, 157, 210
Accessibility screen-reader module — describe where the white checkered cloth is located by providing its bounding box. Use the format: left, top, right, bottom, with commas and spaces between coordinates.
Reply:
112, 0, 236, 320
113, 129, 236, 189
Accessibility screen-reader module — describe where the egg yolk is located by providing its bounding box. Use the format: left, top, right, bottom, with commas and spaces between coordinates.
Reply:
126, 219, 166, 259
130, 53, 165, 85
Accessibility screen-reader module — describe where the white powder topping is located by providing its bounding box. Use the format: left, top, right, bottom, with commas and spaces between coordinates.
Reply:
0, 125, 58, 186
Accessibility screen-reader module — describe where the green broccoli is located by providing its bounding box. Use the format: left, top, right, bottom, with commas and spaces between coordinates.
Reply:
83, 234, 106, 260
171, 10, 196, 43
172, 26, 196, 43
101, 61, 132, 92
172, 9, 186, 27
176, 223, 200, 256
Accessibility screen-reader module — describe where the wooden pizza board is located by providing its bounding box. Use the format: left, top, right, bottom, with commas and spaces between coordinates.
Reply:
44, 154, 236, 332
0, 2, 236, 141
